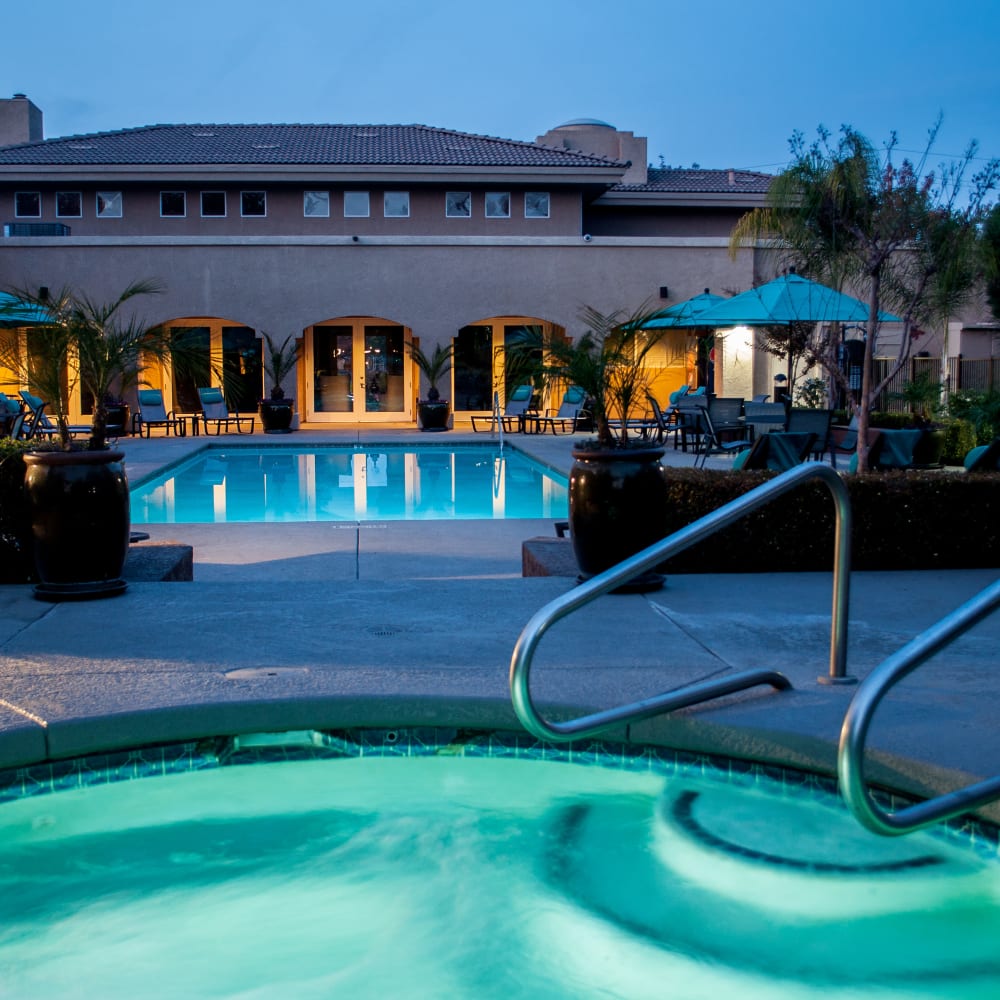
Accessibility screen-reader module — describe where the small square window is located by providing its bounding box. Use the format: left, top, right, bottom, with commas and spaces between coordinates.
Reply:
56, 192, 82, 218
304, 191, 330, 217
344, 191, 370, 218
201, 191, 226, 217
485, 192, 510, 218
525, 191, 550, 218
14, 192, 40, 218
241, 191, 266, 217
384, 191, 410, 218
160, 191, 186, 217
446, 191, 471, 218
96, 191, 122, 218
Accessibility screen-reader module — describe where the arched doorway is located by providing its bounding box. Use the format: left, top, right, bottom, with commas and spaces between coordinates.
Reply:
454, 315, 564, 416
305, 317, 412, 424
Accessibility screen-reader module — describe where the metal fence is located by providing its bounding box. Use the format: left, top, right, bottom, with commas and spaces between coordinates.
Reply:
871, 357, 1000, 412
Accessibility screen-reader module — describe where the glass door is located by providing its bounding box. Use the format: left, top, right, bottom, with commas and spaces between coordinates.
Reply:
309, 320, 410, 422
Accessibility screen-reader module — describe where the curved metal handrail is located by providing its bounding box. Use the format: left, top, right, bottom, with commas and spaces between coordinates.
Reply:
510, 462, 853, 742
838, 578, 1000, 836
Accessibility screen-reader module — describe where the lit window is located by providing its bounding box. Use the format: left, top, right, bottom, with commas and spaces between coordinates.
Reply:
446, 191, 471, 218
201, 191, 226, 217
160, 191, 186, 217
241, 191, 266, 217
344, 191, 370, 217
485, 192, 510, 218
55, 192, 82, 218
384, 191, 410, 218
96, 192, 122, 218
304, 191, 330, 217
525, 191, 550, 218
14, 192, 40, 218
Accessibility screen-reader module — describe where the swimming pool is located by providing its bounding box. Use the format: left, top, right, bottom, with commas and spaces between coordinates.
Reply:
1, 730, 998, 998
130, 445, 568, 523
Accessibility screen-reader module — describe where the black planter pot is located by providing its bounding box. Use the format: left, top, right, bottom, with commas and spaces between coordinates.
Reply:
23, 449, 131, 601
259, 398, 295, 433
569, 444, 670, 592
418, 399, 451, 431
911, 428, 945, 468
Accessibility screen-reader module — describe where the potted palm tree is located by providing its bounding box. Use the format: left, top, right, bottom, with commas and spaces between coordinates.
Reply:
259, 331, 301, 433
510, 304, 671, 591
408, 342, 453, 431
0, 280, 206, 599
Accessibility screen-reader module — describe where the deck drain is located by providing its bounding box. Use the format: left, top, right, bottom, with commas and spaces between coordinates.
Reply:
367, 626, 402, 637
224, 667, 310, 680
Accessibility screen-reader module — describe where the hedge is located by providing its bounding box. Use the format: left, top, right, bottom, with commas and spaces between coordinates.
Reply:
656, 467, 1000, 573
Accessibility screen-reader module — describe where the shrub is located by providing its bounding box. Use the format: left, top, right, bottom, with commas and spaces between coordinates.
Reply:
941, 419, 978, 466
656, 467, 1000, 573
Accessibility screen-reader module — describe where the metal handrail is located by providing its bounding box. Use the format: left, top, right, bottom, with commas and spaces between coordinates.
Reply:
838, 578, 1000, 836
510, 462, 853, 742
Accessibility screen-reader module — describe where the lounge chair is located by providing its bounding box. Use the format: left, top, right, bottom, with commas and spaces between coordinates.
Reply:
18, 391, 91, 440
535, 386, 588, 434
135, 388, 185, 437
197, 387, 255, 434
470, 384, 536, 432
0, 393, 23, 437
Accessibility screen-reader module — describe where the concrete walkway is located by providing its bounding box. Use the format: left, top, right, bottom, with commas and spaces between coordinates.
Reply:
1, 426, 998, 824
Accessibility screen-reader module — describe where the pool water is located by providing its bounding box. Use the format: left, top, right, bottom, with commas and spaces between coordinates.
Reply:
130, 445, 568, 523
0, 734, 998, 999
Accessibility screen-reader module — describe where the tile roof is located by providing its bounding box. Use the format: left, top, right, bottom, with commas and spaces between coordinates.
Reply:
0, 123, 625, 169
613, 167, 773, 194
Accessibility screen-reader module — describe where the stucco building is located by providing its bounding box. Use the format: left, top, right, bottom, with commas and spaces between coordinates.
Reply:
0, 92, 797, 426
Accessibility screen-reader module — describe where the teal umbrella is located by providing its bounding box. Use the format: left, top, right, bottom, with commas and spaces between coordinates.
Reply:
691, 272, 900, 327
643, 289, 727, 329
0, 292, 53, 327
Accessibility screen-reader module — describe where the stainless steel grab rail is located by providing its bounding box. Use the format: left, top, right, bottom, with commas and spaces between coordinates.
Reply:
510, 462, 853, 742
838, 578, 1000, 836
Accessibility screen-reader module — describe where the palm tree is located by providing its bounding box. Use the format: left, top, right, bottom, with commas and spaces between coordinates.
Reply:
1, 280, 217, 450
730, 123, 998, 470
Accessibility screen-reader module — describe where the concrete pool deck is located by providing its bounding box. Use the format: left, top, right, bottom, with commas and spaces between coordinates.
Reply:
1, 426, 998, 824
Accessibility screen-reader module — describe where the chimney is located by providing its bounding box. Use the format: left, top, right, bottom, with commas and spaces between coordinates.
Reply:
0, 94, 43, 147
728, 168, 736, 187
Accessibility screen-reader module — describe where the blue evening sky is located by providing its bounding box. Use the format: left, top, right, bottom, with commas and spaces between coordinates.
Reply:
5, 0, 999, 189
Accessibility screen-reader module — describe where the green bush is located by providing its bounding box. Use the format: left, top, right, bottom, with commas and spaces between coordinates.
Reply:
947, 390, 1000, 444
941, 419, 978, 466
656, 467, 1000, 573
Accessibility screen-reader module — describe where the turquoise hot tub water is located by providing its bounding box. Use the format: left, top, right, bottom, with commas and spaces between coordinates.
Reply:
1, 731, 998, 999
130, 445, 568, 524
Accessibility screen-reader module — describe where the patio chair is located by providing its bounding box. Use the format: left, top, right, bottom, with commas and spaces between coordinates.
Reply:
135, 388, 184, 438
535, 385, 588, 434
470, 384, 536, 432
197, 387, 255, 435
694, 407, 754, 467
0, 393, 23, 437
672, 394, 709, 451
732, 431, 817, 471
743, 402, 787, 441
964, 438, 1000, 472
786, 408, 833, 462
707, 396, 745, 441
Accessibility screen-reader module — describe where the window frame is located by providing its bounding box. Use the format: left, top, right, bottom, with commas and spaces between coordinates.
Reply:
485, 192, 511, 219
524, 191, 550, 219
96, 191, 123, 218
160, 191, 187, 218
303, 191, 330, 217
343, 191, 370, 218
200, 191, 227, 218
14, 192, 41, 218
55, 191, 83, 218
240, 191, 267, 218
383, 191, 410, 218
445, 191, 472, 218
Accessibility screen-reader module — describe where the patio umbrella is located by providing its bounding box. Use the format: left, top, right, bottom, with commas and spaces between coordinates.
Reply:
643, 289, 727, 329
0, 291, 53, 327
690, 272, 900, 328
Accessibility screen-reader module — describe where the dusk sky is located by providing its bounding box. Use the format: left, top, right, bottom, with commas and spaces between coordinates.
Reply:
5, 0, 999, 190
